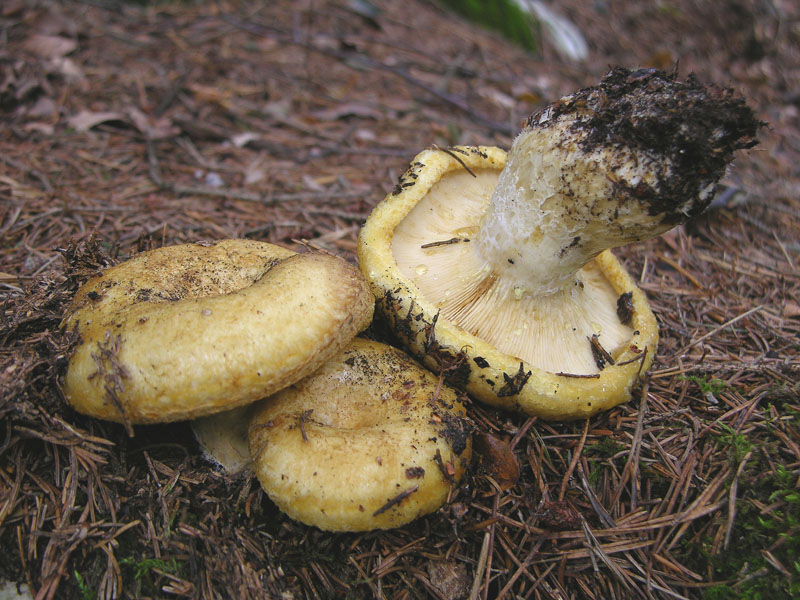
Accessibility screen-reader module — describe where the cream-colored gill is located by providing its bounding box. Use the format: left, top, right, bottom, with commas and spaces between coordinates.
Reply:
441, 261, 630, 374
391, 168, 494, 304
392, 169, 632, 374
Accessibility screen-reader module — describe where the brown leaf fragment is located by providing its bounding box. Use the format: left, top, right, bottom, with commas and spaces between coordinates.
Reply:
616, 291, 634, 325
589, 334, 615, 370
473, 432, 519, 491
66, 110, 125, 132
43, 57, 86, 86
405, 466, 425, 479
427, 560, 470, 600
496, 362, 531, 397
24, 96, 54, 121
537, 500, 582, 530
23, 34, 77, 59
783, 302, 800, 318
126, 107, 178, 140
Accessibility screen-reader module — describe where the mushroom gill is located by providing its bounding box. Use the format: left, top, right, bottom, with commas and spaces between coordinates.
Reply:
391, 169, 630, 375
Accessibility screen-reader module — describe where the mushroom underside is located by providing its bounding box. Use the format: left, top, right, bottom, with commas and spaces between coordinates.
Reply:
391, 168, 636, 376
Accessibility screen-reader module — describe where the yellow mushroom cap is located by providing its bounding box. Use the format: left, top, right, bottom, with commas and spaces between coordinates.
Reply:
62, 239, 374, 425
358, 147, 657, 420
249, 338, 473, 531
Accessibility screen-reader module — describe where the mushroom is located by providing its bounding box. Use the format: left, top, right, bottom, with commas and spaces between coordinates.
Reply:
62, 239, 374, 432
358, 68, 760, 420
191, 404, 258, 474
248, 337, 472, 531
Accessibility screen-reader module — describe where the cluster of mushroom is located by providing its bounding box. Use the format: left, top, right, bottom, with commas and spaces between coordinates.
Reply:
63, 239, 471, 531
62, 68, 759, 531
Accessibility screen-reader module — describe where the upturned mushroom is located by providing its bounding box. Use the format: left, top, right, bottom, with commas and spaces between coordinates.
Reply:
358, 68, 760, 420
62, 240, 374, 430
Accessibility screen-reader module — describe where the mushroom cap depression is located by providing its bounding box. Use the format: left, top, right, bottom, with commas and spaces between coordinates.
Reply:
249, 338, 473, 532
358, 146, 658, 420
63, 239, 374, 424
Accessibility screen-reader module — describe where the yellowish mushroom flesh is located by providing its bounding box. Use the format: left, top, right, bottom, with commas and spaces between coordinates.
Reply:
191, 403, 260, 474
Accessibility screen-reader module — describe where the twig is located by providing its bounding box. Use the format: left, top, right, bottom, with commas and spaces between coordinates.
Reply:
0, 452, 23, 530
658, 255, 703, 289
672, 305, 764, 357
433, 448, 454, 483
372, 485, 419, 516
481, 493, 500, 600
0, 154, 53, 192
298, 409, 313, 443
554, 372, 600, 379
724, 450, 753, 550
581, 521, 636, 595
577, 461, 616, 529
146, 135, 368, 208
433, 145, 477, 177
663, 467, 731, 552
421, 237, 470, 249
222, 16, 514, 135
627, 573, 692, 600
496, 556, 554, 600
155, 70, 190, 117
616, 348, 647, 367
89, 332, 133, 437
559, 420, 589, 501
509, 417, 537, 451
468, 532, 491, 600
610, 381, 649, 509
348, 556, 380, 598
772, 231, 795, 271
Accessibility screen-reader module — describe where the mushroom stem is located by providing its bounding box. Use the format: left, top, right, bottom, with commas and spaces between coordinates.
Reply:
474, 68, 760, 296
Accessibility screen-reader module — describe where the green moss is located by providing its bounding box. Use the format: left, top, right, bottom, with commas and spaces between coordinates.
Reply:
73, 571, 93, 600
583, 437, 628, 488
120, 556, 180, 581
691, 462, 800, 599
119, 556, 182, 596
588, 437, 626, 459
680, 374, 728, 396
714, 424, 753, 464
437, 0, 539, 52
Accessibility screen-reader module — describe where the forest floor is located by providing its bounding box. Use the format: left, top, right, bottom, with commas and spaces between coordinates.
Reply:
1, 1, 799, 599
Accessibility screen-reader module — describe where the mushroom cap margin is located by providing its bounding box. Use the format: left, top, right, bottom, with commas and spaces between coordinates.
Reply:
63, 240, 375, 424
358, 146, 658, 420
